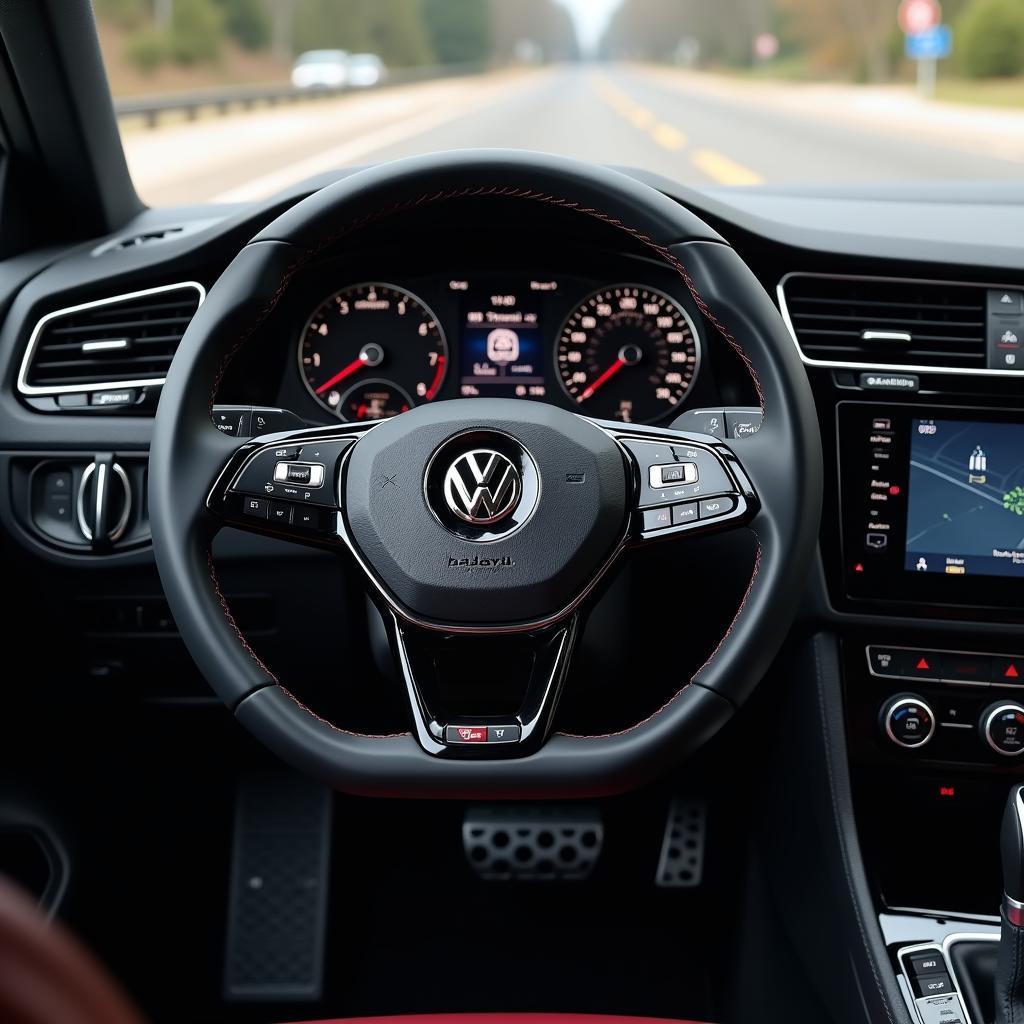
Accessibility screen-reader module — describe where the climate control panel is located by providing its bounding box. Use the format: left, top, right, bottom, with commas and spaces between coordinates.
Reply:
867, 644, 1024, 764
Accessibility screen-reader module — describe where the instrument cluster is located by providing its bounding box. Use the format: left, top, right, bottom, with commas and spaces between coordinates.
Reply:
295, 273, 705, 426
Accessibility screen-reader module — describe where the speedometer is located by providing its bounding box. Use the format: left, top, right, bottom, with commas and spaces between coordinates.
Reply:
299, 283, 447, 420
555, 285, 700, 424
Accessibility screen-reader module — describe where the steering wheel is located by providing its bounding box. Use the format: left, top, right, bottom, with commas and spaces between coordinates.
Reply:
149, 151, 822, 798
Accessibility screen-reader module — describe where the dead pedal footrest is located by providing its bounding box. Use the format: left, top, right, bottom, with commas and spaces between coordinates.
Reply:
223, 771, 332, 1002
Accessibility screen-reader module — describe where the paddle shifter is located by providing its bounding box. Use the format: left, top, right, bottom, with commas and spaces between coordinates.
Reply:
997, 783, 1024, 1024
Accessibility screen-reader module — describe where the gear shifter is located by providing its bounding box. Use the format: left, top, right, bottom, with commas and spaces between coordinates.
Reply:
997, 783, 1024, 1024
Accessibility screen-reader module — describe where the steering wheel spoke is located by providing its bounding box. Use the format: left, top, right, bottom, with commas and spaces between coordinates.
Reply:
385, 609, 579, 757
205, 422, 371, 545
598, 415, 760, 543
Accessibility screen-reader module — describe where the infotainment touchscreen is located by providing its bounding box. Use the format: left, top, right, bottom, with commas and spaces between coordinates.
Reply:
836, 403, 1024, 614
905, 419, 1024, 579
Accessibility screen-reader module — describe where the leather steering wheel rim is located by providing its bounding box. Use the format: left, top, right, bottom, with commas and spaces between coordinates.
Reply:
149, 150, 822, 798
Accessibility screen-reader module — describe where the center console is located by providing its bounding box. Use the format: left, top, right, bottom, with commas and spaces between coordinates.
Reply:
816, 376, 1024, 1023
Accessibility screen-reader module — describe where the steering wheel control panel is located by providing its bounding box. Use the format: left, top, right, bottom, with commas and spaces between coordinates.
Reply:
618, 421, 757, 542
215, 431, 358, 539
864, 643, 1024, 763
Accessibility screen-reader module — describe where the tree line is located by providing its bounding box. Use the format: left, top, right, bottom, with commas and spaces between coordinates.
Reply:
601, 0, 1024, 80
96, 0, 579, 73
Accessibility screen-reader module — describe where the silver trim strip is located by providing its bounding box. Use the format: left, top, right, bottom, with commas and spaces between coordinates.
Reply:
777, 271, 1023, 378
76, 463, 96, 541
862, 330, 912, 343
94, 462, 107, 542
109, 464, 132, 543
1005, 892, 1024, 926
81, 338, 129, 353
18, 281, 206, 396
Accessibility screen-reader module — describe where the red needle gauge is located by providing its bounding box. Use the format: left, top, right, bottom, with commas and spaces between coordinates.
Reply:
578, 357, 625, 402
315, 354, 367, 395
424, 355, 446, 401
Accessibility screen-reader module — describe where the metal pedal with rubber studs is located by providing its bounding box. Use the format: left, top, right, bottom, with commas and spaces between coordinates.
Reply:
463, 805, 603, 881
655, 798, 706, 888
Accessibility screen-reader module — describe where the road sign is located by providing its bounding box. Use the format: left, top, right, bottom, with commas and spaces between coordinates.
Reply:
899, 0, 941, 35
905, 25, 952, 60
753, 32, 779, 61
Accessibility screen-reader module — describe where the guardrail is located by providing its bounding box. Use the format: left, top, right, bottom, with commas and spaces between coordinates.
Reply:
114, 62, 489, 128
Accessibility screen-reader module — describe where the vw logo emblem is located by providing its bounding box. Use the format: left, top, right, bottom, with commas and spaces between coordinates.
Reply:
442, 449, 521, 525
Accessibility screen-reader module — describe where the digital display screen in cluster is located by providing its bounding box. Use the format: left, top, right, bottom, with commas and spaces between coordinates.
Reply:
452, 280, 552, 400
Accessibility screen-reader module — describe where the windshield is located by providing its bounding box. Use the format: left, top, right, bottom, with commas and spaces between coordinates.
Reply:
96, 0, 1019, 206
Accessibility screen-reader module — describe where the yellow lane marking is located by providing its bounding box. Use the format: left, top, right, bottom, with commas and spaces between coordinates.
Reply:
630, 106, 655, 129
591, 73, 767, 184
651, 122, 686, 150
592, 73, 691, 155
690, 148, 764, 186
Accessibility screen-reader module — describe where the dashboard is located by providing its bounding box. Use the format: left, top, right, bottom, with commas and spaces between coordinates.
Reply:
4, 166, 1024, 925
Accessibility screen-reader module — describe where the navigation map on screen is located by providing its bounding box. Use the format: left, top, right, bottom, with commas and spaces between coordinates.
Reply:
905, 419, 1024, 579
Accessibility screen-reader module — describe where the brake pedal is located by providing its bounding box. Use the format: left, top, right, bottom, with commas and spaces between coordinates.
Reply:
223, 771, 332, 1002
463, 805, 603, 881
655, 798, 706, 888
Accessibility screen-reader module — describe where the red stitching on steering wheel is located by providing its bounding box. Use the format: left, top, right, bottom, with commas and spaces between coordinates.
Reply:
207, 183, 766, 740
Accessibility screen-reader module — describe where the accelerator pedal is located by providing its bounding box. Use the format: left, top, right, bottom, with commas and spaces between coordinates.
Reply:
655, 797, 706, 888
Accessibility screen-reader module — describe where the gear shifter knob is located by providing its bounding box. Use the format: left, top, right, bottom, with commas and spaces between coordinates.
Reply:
997, 784, 1024, 1024
1002, 783, 1024, 916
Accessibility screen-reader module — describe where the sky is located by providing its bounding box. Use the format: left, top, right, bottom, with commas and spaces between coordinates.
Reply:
560, 0, 621, 53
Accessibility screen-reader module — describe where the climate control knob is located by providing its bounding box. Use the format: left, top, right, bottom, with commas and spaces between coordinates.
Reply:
880, 695, 935, 749
981, 702, 1024, 757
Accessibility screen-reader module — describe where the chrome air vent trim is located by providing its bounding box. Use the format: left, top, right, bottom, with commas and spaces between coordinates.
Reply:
17, 281, 206, 396
778, 271, 1023, 378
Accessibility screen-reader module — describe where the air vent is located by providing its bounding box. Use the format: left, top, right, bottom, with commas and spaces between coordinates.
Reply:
18, 282, 204, 396
778, 273, 987, 370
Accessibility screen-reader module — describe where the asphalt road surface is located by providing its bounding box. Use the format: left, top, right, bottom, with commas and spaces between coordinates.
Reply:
124, 64, 1022, 206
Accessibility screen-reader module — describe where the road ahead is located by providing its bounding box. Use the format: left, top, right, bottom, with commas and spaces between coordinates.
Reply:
125, 65, 1024, 206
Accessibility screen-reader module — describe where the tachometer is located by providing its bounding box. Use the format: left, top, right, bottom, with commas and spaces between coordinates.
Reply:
299, 283, 447, 420
555, 285, 700, 424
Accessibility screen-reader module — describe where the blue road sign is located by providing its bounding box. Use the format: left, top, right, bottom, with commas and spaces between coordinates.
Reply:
906, 25, 953, 60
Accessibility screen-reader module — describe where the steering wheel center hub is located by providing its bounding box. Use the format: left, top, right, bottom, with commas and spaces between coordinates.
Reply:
425, 429, 538, 539
343, 398, 630, 627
